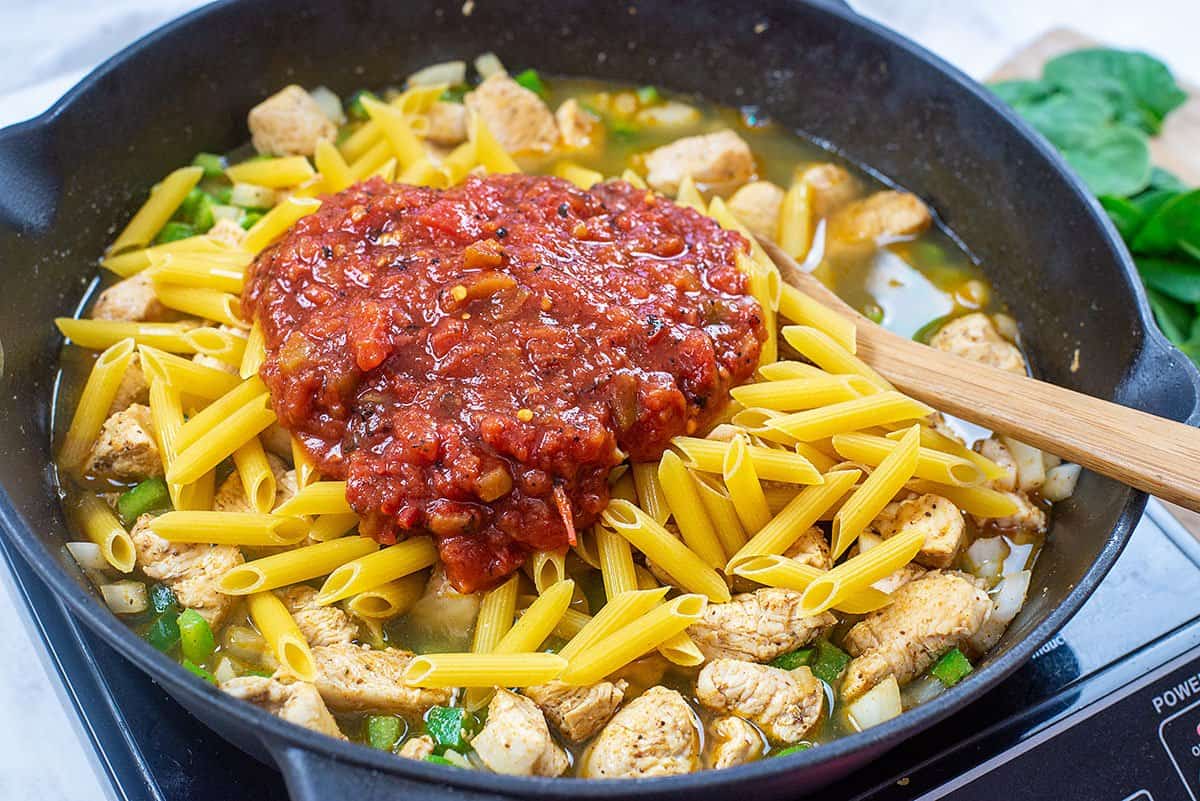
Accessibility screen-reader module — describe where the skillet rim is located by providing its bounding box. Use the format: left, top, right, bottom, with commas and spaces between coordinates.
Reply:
0, 0, 1165, 793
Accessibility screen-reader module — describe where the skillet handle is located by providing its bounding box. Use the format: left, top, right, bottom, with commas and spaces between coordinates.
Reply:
273, 745, 521, 801
1120, 328, 1200, 427
0, 118, 59, 234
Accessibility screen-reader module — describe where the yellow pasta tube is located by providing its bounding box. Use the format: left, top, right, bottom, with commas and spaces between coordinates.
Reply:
631, 462, 670, 525
831, 425, 921, 558
601, 501, 730, 602
339, 119, 383, 162
273, 481, 352, 517
778, 283, 856, 354
152, 283, 244, 329
150, 510, 308, 546
316, 537, 438, 604
756, 360, 828, 381
765, 391, 935, 441
373, 157, 399, 182
470, 112, 520, 174
763, 484, 800, 514
167, 394, 277, 484
439, 140, 478, 185
239, 321, 267, 380
731, 375, 873, 411
887, 427, 1009, 482
692, 474, 747, 558
596, 525, 638, 600
72, 494, 136, 573
610, 470, 637, 503
403, 652, 567, 688
778, 177, 814, 263
553, 161, 603, 189
832, 432, 984, 486
557, 587, 669, 661
729, 555, 892, 614
184, 326, 246, 367
571, 526, 602, 569
547, 606, 591, 640
672, 436, 822, 484
247, 591, 316, 682
658, 451, 726, 568
292, 438, 319, 488
226, 156, 316, 188
709, 196, 774, 272
148, 254, 248, 294
176, 376, 267, 451
109, 166, 204, 254
620, 168, 647, 189
242, 197, 322, 255
494, 579, 575, 653
361, 95, 425, 168
801, 529, 926, 615
727, 468, 861, 568
906, 479, 1020, 518
348, 139, 392, 180
58, 338, 136, 469
781, 325, 891, 390
232, 437, 276, 514
103, 234, 239, 278
345, 573, 426, 620
218, 535, 378, 595
307, 513, 360, 542
148, 379, 213, 511
472, 574, 520, 654
314, 139, 354, 193
658, 632, 706, 667
722, 435, 773, 535
559, 594, 708, 685
527, 549, 567, 593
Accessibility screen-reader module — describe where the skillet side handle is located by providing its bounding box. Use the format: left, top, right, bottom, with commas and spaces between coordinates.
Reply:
0, 118, 59, 234
1120, 331, 1200, 427
273, 745, 520, 801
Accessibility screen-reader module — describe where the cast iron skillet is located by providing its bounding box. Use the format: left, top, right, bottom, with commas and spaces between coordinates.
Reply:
0, 0, 1197, 798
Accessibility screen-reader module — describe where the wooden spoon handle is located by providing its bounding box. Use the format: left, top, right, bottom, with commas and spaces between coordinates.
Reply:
760, 239, 1200, 512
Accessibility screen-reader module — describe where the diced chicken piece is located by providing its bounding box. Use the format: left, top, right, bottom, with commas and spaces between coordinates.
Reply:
192, 352, 239, 374
214, 452, 293, 513
280, 585, 357, 647
108, 354, 149, 415
206, 218, 246, 248
979, 491, 1048, 536
91, 272, 169, 322
930, 313, 1027, 375
310, 643, 450, 714
877, 494, 966, 569
398, 734, 435, 760
974, 436, 1018, 492
524, 680, 627, 743
83, 404, 163, 482
131, 514, 243, 626
727, 181, 784, 241
582, 686, 700, 778
471, 689, 568, 777
783, 526, 832, 570
248, 85, 337, 157
829, 190, 932, 244
635, 101, 702, 128
689, 588, 836, 663
927, 412, 965, 446
608, 653, 670, 693
841, 570, 992, 699
798, 163, 860, 218
644, 130, 755, 196
697, 659, 823, 743
464, 74, 558, 155
555, 99, 600, 150
260, 423, 295, 461
708, 716, 763, 770
404, 566, 481, 648
426, 101, 468, 146
221, 676, 345, 739
872, 562, 927, 595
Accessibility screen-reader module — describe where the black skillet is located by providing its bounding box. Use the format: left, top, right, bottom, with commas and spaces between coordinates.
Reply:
0, 0, 1196, 798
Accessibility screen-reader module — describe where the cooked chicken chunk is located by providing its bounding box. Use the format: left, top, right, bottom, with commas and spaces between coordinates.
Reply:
464, 74, 558, 154
644, 130, 755, 196
213, 453, 294, 513
471, 689, 568, 777
404, 566, 481, 649
398, 734, 435, 760
131, 514, 242, 626
206, 218, 246, 248
783, 526, 832, 570
91, 272, 170, 323
221, 676, 345, 739
981, 490, 1048, 536
524, 680, 627, 743
798, 163, 860, 218
555, 99, 599, 150
426, 101, 468, 146
930, 313, 1026, 375
727, 181, 784, 241
708, 716, 763, 770
689, 588, 836, 663
696, 660, 823, 743
872, 562, 927, 595
975, 436, 1018, 492
83, 404, 163, 482
582, 686, 700, 779
829, 190, 932, 244
309, 643, 449, 714
876, 494, 966, 569
841, 571, 992, 699
280, 585, 357, 647
248, 85, 336, 157
260, 423, 295, 461
108, 354, 149, 415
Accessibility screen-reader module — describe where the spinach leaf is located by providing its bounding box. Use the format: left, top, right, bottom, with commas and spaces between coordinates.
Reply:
1146, 288, 1193, 345
1043, 48, 1187, 134
1015, 92, 1113, 150
1131, 189, 1200, 256
1099, 195, 1145, 240
1149, 166, 1187, 192
991, 79, 1056, 107
1059, 125, 1151, 197
1137, 257, 1200, 303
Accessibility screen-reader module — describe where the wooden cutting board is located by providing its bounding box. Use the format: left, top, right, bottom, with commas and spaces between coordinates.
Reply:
990, 29, 1200, 534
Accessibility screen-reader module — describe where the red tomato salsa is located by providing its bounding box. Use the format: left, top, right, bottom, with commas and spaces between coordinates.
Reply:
243, 174, 765, 592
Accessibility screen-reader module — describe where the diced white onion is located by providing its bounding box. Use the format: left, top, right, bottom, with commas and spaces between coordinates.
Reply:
222, 624, 276, 667
66, 541, 108, 572
992, 313, 1019, 343
474, 52, 505, 78
901, 674, 946, 708
968, 569, 1031, 653
213, 656, 239, 685
230, 183, 277, 210
211, 204, 241, 222
308, 86, 346, 125
1042, 463, 1082, 502
407, 60, 467, 88
635, 101, 702, 128
846, 675, 902, 732
966, 536, 1008, 568
441, 749, 473, 769
1041, 452, 1062, 470
101, 581, 148, 615
1001, 436, 1045, 492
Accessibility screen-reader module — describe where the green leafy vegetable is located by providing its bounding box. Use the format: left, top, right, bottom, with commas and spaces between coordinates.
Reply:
990, 79, 1055, 107
425, 706, 469, 751
930, 647, 973, 686
769, 648, 813, 671
1137, 257, 1200, 303
513, 68, 547, 98
1042, 48, 1187, 134
178, 609, 216, 664
367, 715, 404, 751
1058, 125, 1151, 197
809, 641, 851, 684
117, 478, 171, 526
1132, 189, 1200, 256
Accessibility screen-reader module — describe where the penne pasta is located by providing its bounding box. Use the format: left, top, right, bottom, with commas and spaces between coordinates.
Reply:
906, 479, 1021, 518
801, 529, 926, 615
886, 426, 1010, 483
744, 253, 779, 365
439, 140, 478, 185
232, 437, 276, 514
470, 112, 520, 174
709, 196, 774, 274
764, 391, 935, 441
602, 501, 731, 602
778, 282, 856, 354
692, 474, 748, 557
148, 253, 248, 294
403, 652, 567, 688
239, 320, 267, 380
658, 632, 706, 667
620, 168, 647, 189
72, 493, 136, 573
755, 360, 828, 382
832, 432, 984, 486
148, 379, 214, 511
273, 481, 353, 517
609, 470, 637, 504
571, 526, 602, 569
225, 155, 316, 188
218, 535, 378, 595
108, 166, 204, 254
292, 438, 319, 489
242, 197, 322, 255
167, 393, 277, 484
102, 234, 238, 278
658, 451, 726, 568
150, 510, 309, 546
345, 573, 426, 620
152, 283, 244, 329
596, 525, 638, 600
557, 587, 669, 661
831, 425, 921, 558
176, 376, 267, 451
361, 95, 425, 168
781, 325, 890, 390
778, 179, 815, 264
527, 549, 568, 594
348, 139, 392, 180
307, 513, 360, 542
139, 345, 241, 401
494, 579, 575, 653
184, 326, 246, 367
58, 338, 136, 469
314, 139, 355, 193
675, 175, 706, 213
472, 574, 520, 654
731, 375, 873, 411
339, 119, 382, 162
722, 435, 773, 535
631, 462, 671, 525
553, 161, 604, 189
247, 591, 316, 682
672, 436, 823, 484
316, 537, 438, 604
729, 555, 892, 614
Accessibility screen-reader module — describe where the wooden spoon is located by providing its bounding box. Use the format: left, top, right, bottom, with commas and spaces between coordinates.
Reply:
759, 237, 1200, 512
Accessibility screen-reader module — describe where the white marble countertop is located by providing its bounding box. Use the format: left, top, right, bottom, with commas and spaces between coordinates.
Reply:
0, 2, 1197, 799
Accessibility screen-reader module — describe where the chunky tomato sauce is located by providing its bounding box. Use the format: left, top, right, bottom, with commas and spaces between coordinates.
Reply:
243, 175, 764, 591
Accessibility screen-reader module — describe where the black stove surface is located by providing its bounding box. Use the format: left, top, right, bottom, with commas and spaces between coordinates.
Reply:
5, 503, 1200, 801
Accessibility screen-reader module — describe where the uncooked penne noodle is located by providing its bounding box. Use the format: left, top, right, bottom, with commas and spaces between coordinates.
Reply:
658, 451, 725, 568
73, 493, 136, 573
316, 537, 438, 604
102, 234, 237, 278
361, 95, 425, 168
58, 338, 136, 469
692, 474, 748, 557
339, 118, 383, 162
148, 379, 214, 511
632, 462, 671, 525
138, 345, 241, 400
225, 155, 316, 188
554, 161, 604, 189
906, 479, 1020, 518
723, 435, 772, 535
765, 392, 935, 441
292, 438, 319, 488
755, 361, 829, 382
672, 436, 822, 484
184, 326, 246, 367
373, 157, 400, 182
658, 632, 706, 667
571, 526, 602, 569
176, 376, 267, 451
307, 513, 360, 541
886, 426, 1010, 483
273, 481, 353, 517
557, 587, 669, 661
470, 112, 520, 174
729, 555, 892, 615
218, 535, 378, 595
781, 325, 891, 390
168, 394, 277, 484
349, 139, 392, 180
675, 174, 706, 213
732, 375, 873, 411
55, 319, 199, 353
777, 180, 815, 265
596, 525, 638, 600
314, 139, 354, 193
239, 320, 267, 380
403, 652, 566, 688
778, 282, 856, 353
610, 470, 637, 504
494, 579, 574, 653
744, 253, 779, 366
150, 510, 308, 547
601, 501, 731, 603
831, 425, 920, 558
527, 549, 568, 593
801, 529, 926, 615
832, 432, 984, 486
232, 437, 276, 514
149, 253, 247, 294
472, 574, 519, 654
247, 591, 316, 682
242, 197, 322, 255
709, 196, 774, 276
108, 166, 204, 254
345, 572, 426, 620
